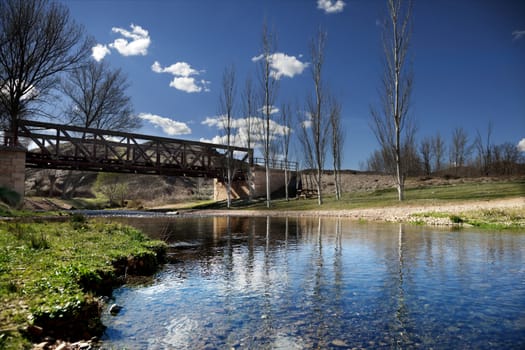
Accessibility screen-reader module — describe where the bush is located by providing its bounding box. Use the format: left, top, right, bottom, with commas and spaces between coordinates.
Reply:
449, 215, 464, 224
0, 186, 21, 206
94, 173, 128, 207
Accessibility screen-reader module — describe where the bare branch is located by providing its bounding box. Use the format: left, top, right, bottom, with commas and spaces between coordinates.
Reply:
61, 60, 138, 132
0, 0, 91, 144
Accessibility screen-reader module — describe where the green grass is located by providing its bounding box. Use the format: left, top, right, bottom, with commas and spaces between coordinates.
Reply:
413, 208, 525, 230
0, 218, 166, 349
195, 179, 525, 212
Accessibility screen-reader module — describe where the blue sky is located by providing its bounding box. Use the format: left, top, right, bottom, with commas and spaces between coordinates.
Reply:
62, 0, 525, 170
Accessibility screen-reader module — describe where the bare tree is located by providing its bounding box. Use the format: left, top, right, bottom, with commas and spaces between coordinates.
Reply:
242, 76, 256, 200
60, 60, 138, 199
501, 142, 521, 175
370, 0, 413, 201
419, 136, 432, 175
492, 142, 521, 175
0, 0, 91, 145
402, 122, 421, 176
366, 148, 387, 173
62, 60, 139, 131
474, 122, 493, 175
431, 132, 446, 172
218, 64, 236, 208
450, 127, 470, 174
280, 103, 292, 201
255, 23, 279, 208
301, 29, 330, 205
242, 76, 256, 151
329, 96, 344, 200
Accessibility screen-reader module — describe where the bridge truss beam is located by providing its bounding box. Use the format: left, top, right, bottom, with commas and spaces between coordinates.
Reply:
18, 120, 253, 180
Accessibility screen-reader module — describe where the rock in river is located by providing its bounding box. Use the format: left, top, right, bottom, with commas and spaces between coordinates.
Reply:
109, 304, 123, 315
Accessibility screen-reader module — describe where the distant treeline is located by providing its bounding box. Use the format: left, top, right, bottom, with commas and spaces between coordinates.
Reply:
365, 126, 524, 177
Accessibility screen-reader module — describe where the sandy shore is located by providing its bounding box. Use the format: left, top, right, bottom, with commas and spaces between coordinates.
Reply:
181, 197, 524, 226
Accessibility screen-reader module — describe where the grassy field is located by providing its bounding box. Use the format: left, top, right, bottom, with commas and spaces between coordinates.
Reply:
0, 216, 166, 349
196, 179, 524, 211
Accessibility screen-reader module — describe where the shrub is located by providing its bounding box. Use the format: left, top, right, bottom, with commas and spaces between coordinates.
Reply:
0, 186, 21, 206
449, 215, 464, 224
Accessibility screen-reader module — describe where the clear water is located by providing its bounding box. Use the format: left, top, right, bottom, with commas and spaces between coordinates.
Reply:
100, 216, 525, 349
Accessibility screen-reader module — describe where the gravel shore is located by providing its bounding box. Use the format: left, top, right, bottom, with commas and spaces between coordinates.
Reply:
181, 197, 524, 226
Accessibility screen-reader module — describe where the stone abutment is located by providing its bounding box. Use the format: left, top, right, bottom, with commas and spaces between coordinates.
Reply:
0, 147, 26, 202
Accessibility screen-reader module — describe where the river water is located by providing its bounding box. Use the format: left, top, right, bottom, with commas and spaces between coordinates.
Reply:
98, 216, 525, 349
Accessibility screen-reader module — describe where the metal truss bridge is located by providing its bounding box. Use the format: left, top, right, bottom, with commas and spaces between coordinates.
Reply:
16, 120, 254, 180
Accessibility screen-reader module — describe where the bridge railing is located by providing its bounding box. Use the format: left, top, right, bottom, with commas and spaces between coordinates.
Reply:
18, 120, 253, 178
254, 157, 298, 171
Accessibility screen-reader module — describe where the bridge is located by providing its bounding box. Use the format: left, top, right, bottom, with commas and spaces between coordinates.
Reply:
0, 120, 298, 202
14, 120, 253, 179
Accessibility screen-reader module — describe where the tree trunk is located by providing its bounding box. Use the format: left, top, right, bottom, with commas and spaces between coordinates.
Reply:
316, 168, 323, 205
284, 167, 289, 201
265, 162, 271, 208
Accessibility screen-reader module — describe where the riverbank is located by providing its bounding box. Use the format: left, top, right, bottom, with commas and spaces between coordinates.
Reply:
0, 217, 167, 349
180, 197, 525, 229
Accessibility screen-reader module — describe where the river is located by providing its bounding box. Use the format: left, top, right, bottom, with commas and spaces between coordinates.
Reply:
97, 215, 525, 349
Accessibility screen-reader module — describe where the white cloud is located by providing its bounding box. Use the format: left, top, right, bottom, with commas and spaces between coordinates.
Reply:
200, 135, 228, 145
317, 0, 346, 14
251, 54, 264, 62
201, 115, 291, 152
92, 24, 150, 60
252, 52, 308, 80
152, 61, 199, 76
270, 53, 309, 79
512, 30, 525, 41
201, 116, 224, 128
517, 138, 525, 152
1, 80, 38, 100
138, 113, 191, 136
91, 44, 110, 61
109, 24, 151, 56
257, 105, 280, 115
301, 112, 313, 129
152, 61, 210, 93
169, 77, 203, 93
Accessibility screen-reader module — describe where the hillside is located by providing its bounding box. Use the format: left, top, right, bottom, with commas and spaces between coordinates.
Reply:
24, 169, 214, 209
23, 168, 524, 211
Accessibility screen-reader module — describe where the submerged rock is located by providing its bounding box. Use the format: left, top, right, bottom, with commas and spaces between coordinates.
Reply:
331, 339, 349, 347
109, 304, 123, 315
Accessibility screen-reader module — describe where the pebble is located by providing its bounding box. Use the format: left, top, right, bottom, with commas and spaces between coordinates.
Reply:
331, 339, 349, 347
55, 343, 68, 350
34, 342, 49, 349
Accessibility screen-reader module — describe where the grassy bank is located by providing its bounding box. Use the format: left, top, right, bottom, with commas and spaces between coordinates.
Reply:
413, 208, 525, 230
196, 179, 524, 211
191, 179, 524, 229
0, 216, 167, 349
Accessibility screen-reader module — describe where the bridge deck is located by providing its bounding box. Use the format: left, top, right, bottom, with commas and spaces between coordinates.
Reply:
17, 120, 253, 179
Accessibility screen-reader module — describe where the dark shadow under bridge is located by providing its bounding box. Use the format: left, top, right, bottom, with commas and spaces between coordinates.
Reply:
16, 120, 254, 180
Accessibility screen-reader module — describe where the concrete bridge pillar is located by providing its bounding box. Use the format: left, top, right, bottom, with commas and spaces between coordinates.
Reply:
214, 167, 296, 201
0, 147, 26, 202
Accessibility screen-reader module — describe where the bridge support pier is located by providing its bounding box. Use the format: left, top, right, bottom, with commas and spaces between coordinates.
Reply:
214, 168, 295, 201
0, 147, 26, 203
213, 177, 252, 201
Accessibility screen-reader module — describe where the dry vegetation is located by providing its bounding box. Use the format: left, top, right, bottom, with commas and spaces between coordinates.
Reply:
23, 169, 524, 211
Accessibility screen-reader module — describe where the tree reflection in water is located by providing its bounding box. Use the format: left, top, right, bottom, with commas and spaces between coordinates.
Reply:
100, 215, 525, 349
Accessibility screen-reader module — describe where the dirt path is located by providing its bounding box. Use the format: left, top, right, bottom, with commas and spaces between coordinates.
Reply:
181, 197, 524, 226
